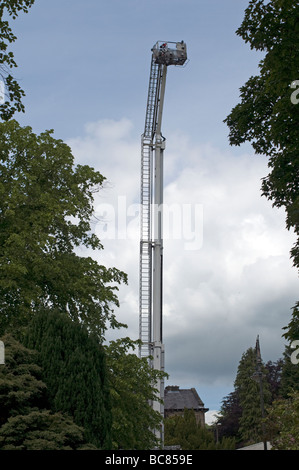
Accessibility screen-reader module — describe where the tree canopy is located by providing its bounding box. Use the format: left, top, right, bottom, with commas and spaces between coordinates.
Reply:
217, 342, 299, 449
265, 390, 299, 450
0, 0, 35, 120
0, 334, 46, 426
234, 346, 271, 445
0, 334, 96, 450
217, 391, 242, 444
105, 337, 167, 450
24, 308, 112, 449
224, 0, 299, 340
0, 120, 127, 337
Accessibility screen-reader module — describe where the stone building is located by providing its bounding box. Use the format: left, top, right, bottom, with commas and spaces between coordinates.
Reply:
164, 385, 209, 426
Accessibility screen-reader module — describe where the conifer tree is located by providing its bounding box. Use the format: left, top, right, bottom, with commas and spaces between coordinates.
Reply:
0, 334, 96, 449
25, 308, 112, 449
217, 390, 242, 444
0, 334, 46, 425
234, 347, 271, 445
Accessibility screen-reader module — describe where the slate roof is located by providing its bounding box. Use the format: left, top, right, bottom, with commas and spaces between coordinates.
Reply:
164, 386, 208, 412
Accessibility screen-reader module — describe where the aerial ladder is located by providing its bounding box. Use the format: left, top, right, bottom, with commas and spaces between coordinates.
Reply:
139, 41, 187, 444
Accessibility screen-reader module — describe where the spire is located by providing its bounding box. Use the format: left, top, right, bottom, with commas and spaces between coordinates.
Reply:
256, 334, 261, 364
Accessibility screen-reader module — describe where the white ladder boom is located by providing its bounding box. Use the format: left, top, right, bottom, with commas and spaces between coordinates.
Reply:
139, 56, 165, 359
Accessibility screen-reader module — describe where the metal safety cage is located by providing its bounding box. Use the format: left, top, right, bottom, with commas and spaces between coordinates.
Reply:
152, 40, 187, 66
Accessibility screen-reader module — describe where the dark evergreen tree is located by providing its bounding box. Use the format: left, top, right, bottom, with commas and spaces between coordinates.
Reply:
217, 390, 242, 444
0, 334, 47, 426
265, 391, 299, 450
25, 308, 112, 449
265, 358, 283, 401
0, 410, 93, 450
0, 334, 96, 449
234, 347, 271, 445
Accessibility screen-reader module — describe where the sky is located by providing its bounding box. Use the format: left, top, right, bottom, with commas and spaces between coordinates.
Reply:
9, 0, 298, 424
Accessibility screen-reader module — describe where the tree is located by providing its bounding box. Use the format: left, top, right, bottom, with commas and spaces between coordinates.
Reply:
217, 390, 242, 444
0, 120, 127, 337
24, 308, 112, 449
164, 409, 235, 450
0, 334, 47, 426
265, 391, 299, 450
265, 358, 283, 401
0, 410, 94, 450
0, 0, 35, 120
234, 347, 271, 445
224, 0, 299, 340
105, 337, 167, 450
218, 358, 283, 445
0, 334, 96, 450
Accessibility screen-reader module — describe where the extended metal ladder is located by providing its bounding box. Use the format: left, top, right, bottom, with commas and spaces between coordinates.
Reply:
139, 41, 187, 446
139, 57, 164, 359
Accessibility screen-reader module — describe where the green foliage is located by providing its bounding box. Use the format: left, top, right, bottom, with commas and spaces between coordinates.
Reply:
224, 0, 299, 340
265, 358, 283, 401
219, 346, 299, 446
217, 390, 242, 444
234, 347, 271, 445
283, 304, 299, 344
0, 333, 97, 449
0, 1, 35, 120
105, 337, 167, 450
221, 0, 299, 445
25, 308, 112, 449
0, 334, 47, 426
164, 409, 235, 450
265, 391, 299, 450
0, 120, 127, 336
0, 410, 94, 450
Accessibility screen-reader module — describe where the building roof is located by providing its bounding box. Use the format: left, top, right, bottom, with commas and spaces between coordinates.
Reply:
164, 386, 208, 413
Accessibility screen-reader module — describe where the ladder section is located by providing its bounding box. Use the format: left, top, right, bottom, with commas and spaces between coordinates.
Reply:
139, 137, 152, 358
144, 57, 163, 140
139, 58, 163, 359
139, 241, 152, 358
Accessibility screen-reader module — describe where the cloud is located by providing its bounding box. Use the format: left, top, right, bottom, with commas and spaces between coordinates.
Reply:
68, 118, 298, 407
205, 410, 220, 426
